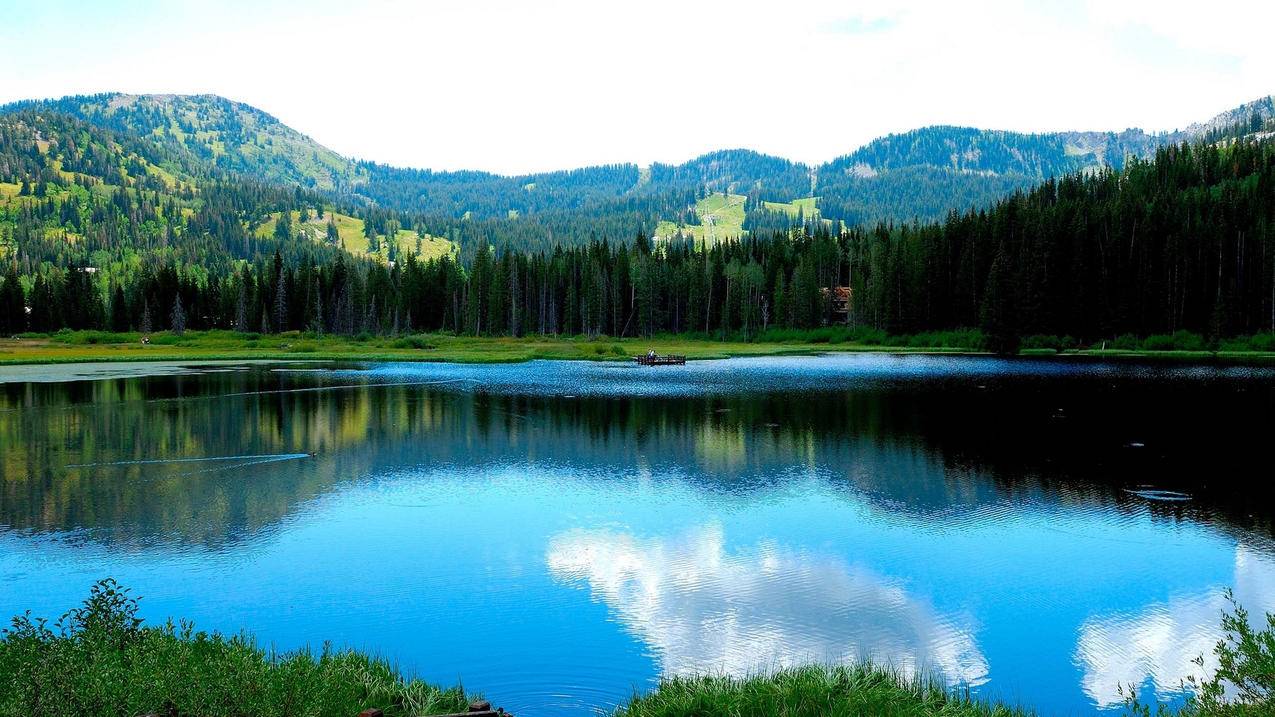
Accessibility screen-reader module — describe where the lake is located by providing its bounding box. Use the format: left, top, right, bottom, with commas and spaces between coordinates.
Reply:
1, 354, 1273, 715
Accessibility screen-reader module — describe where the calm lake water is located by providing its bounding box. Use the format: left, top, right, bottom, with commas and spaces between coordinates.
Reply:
2, 355, 1273, 715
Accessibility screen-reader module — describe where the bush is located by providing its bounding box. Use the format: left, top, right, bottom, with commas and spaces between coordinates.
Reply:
1111, 334, 1141, 351
51, 330, 136, 345
1142, 331, 1205, 352
1220, 333, 1275, 352
391, 335, 435, 350
1249, 333, 1275, 352
0, 580, 470, 717
1122, 590, 1273, 716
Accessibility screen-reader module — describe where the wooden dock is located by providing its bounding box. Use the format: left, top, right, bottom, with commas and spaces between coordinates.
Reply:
633, 354, 686, 366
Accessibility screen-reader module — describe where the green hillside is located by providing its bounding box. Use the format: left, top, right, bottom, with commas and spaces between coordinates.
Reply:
653, 192, 747, 246
7, 91, 1272, 248
254, 210, 455, 262
4, 93, 364, 191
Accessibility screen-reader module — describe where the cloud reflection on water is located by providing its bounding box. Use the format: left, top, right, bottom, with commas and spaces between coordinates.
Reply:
1075, 544, 1275, 707
547, 524, 987, 684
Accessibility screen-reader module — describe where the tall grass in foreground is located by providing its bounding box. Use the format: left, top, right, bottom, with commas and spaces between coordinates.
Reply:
0, 580, 470, 717
614, 664, 1033, 717
2, 581, 1271, 716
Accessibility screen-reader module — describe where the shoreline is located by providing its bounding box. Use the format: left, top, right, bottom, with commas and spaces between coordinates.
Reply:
2, 331, 1274, 371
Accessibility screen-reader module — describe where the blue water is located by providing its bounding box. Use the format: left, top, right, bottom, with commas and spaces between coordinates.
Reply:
1, 355, 1273, 715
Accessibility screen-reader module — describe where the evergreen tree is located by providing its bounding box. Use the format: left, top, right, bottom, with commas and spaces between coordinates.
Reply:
110, 284, 129, 332
0, 265, 25, 335
170, 295, 187, 335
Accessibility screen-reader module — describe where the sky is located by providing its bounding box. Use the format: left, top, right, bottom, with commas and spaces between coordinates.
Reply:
1, 0, 1272, 175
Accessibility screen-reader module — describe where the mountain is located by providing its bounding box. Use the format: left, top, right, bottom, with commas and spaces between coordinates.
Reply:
3, 91, 1272, 255
1, 93, 363, 191
2, 92, 1272, 344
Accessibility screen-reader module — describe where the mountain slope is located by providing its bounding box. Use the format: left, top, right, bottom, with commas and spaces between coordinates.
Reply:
4, 91, 1271, 248
1, 93, 364, 191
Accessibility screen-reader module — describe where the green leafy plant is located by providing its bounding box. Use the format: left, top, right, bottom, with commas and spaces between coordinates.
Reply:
1123, 590, 1274, 717
0, 579, 470, 717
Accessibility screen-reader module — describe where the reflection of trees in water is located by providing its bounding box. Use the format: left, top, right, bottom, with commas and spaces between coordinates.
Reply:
0, 370, 1270, 548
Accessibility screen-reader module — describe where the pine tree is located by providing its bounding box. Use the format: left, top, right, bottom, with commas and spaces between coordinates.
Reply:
0, 265, 25, 335
274, 210, 292, 241
235, 280, 249, 332
274, 267, 288, 333
110, 284, 128, 332
170, 295, 186, 335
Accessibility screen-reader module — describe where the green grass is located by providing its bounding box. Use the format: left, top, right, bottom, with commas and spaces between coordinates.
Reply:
762, 196, 820, 218
4, 329, 1275, 367
616, 665, 1034, 717
654, 192, 748, 247
0, 329, 992, 366
255, 211, 456, 263
8, 583, 1272, 717
0, 580, 471, 717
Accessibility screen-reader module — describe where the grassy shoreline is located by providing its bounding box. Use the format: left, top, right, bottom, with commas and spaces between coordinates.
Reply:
3, 330, 1275, 367
0, 583, 1038, 717
7, 582, 1273, 716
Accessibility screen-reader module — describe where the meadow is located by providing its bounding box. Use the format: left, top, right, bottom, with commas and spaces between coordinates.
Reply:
3, 327, 1275, 366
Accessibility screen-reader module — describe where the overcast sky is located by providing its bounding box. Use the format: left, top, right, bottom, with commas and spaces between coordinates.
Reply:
1, 0, 1271, 175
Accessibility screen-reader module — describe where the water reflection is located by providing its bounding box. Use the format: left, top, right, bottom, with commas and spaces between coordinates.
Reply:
547, 524, 988, 683
1076, 543, 1275, 707
1, 356, 1273, 715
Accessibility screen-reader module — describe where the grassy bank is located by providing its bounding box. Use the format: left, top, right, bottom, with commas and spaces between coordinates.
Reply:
0, 329, 984, 366
615, 665, 1034, 717
0, 581, 471, 717
4, 328, 1275, 366
4, 582, 1273, 717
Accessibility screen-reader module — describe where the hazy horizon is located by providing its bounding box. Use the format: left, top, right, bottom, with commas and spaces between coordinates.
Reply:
2, 0, 1273, 174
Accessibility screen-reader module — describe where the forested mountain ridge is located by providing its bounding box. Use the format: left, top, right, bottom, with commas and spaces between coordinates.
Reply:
7, 92, 1271, 238
4, 129, 1272, 352
2, 89, 1275, 347
0, 93, 364, 191
0, 107, 461, 338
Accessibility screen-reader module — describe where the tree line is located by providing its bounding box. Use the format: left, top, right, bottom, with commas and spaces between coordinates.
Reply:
2, 137, 1273, 351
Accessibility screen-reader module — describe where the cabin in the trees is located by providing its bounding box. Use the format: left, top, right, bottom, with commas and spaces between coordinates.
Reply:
823, 286, 852, 319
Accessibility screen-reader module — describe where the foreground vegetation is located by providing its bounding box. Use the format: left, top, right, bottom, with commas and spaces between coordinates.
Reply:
615, 665, 1035, 717
2, 328, 1275, 367
3, 581, 1272, 716
0, 581, 471, 717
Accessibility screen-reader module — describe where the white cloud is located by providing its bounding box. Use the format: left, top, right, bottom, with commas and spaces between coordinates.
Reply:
0, 0, 1271, 173
546, 524, 988, 683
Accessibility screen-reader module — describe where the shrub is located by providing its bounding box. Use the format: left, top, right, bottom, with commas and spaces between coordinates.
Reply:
1111, 334, 1141, 351
0, 580, 470, 717
1142, 331, 1205, 352
1122, 590, 1273, 716
391, 335, 435, 350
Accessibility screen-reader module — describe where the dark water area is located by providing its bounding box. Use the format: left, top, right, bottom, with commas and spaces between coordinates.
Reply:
1, 355, 1273, 715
